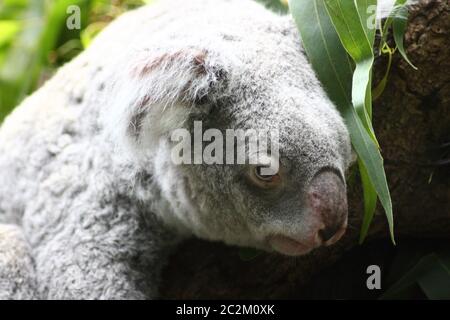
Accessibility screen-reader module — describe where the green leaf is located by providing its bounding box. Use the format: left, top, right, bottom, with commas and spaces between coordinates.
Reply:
375, 1, 416, 100
289, 0, 394, 243
323, 0, 381, 242
324, 0, 377, 141
381, 253, 450, 300
380, 0, 406, 43
344, 102, 394, 244
392, 4, 417, 69
358, 159, 377, 243
356, 0, 377, 43
289, 0, 353, 108
372, 43, 394, 101
417, 260, 450, 300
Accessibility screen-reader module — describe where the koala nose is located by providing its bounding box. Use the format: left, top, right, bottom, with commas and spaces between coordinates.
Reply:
308, 170, 348, 246
319, 224, 342, 243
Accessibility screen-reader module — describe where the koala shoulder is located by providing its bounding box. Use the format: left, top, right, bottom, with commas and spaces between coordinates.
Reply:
0, 224, 37, 299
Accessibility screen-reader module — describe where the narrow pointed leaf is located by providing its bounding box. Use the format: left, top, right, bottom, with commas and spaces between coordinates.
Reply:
381, 254, 450, 300
393, 4, 418, 69
289, 0, 394, 242
358, 159, 377, 243
324, 0, 376, 141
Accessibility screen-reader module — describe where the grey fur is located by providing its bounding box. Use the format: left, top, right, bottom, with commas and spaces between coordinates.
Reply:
0, 225, 37, 299
0, 0, 353, 299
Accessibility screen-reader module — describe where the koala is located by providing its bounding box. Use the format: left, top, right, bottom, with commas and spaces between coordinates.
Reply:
0, 0, 356, 299
0, 224, 36, 299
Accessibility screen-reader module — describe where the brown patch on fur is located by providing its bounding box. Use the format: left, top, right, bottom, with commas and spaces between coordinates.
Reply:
192, 50, 208, 75
128, 95, 151, 140
127, 50, 211, 140
133, 50, 208, 78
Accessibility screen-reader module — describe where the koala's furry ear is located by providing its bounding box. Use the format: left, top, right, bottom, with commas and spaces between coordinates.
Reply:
103, 47, 230, 154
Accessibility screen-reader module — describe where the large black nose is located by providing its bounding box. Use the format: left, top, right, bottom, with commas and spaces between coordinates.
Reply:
307, 170, 348, 246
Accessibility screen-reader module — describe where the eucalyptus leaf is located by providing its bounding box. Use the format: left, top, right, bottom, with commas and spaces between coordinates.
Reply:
417, 259, 450, 299
392, 4, 417, 69
372, 43, 394, 100
289, 0, 394, 243
358, 159, 377, 243
380, 0, 407, 44
323, 0, 381, 243
324, 0, 377, 139
381, 253, 450, 300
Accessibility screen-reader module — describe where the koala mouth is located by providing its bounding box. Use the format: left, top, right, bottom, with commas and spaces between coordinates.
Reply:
267, 234, 320, 256
267, 223, 347, 257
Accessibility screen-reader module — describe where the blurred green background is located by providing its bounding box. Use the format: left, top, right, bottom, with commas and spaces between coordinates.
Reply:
0, 0, 154, 122
0, 0, 287, 122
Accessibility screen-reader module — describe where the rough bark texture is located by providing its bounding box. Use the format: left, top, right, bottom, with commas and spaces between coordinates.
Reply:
160, 0, 450, 299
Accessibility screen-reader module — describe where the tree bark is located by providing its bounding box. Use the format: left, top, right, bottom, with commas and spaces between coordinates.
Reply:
160, 0, 450, 299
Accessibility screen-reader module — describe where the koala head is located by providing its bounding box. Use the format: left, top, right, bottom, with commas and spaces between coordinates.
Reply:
104, 15, 353, 256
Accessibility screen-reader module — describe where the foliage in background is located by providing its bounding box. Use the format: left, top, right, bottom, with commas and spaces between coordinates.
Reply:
0, 0, 151, 122
382, 248, 450, 299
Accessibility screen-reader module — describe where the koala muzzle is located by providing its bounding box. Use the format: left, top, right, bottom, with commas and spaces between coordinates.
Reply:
307, 170, 348, 246
268, 170, 348, 256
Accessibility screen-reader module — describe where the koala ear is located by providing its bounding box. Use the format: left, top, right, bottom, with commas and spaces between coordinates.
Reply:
130, 48, 227, 105
103, 47, 229, 154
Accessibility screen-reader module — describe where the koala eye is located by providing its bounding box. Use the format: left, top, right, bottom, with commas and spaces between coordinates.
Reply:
255, 166, 276, 181
249, 165, 281, 189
